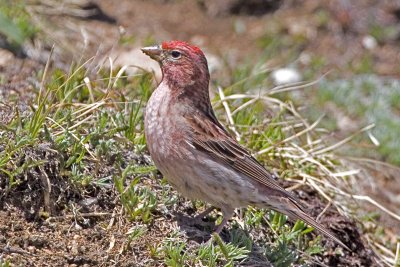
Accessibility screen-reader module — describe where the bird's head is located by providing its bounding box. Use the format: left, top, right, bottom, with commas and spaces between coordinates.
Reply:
141, 40, 210, 89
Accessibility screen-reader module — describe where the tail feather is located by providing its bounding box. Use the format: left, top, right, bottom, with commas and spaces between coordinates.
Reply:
285, 200, 351, 251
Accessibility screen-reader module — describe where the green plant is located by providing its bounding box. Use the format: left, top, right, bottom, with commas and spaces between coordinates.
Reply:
0, 0, 37, 50
0, 258, 12, 267
114, 165, 157, 222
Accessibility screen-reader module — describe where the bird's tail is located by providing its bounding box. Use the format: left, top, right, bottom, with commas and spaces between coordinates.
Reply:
284, 200, 351, 251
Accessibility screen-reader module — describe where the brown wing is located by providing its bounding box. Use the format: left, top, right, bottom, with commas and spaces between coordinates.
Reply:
185, 112, 301, 205
186, 111, 350, 250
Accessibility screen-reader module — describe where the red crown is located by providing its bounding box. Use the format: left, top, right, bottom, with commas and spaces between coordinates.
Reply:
162, 40, 202, 54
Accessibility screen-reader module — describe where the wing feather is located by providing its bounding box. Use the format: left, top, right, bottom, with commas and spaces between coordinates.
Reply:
184, 112, 350, 250
186, 113, 301, 205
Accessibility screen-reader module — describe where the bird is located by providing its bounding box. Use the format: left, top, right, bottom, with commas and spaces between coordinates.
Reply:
141, 40, 349, 250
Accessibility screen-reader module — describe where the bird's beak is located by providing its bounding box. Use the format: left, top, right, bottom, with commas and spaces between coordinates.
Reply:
141, 45, 163, 61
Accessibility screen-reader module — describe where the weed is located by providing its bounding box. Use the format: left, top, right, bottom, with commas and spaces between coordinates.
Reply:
0, 258, 11, 267
0, 0, 37, 51
162, 232, 189, 267
114, 165, 157, 222
126, 225, 148, 249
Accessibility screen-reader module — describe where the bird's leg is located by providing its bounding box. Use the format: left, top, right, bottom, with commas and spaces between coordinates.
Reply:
214, 209, 234, 234
194, 206, 215, 222
189, 206, 216, 228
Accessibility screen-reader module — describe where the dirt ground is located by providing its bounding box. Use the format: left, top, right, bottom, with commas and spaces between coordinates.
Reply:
1, 0, 400, 266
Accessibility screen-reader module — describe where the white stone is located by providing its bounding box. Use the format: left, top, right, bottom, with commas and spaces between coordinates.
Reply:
362, 35, 377, 50
271, 68, 302, 85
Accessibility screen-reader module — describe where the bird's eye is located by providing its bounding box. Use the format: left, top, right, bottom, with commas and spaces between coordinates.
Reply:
171, 50, 181, 59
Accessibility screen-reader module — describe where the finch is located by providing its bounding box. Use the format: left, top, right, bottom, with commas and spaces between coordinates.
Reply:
142, 40, 349, 250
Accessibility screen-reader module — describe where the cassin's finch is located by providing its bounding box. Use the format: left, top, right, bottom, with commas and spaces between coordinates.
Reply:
142, 40, 349, 250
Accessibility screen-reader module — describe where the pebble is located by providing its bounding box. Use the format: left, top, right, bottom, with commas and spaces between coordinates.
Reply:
362, 35, 377, 50
27, 246, 36, 253
271, 68, 302, 85
0, 49, 14, 67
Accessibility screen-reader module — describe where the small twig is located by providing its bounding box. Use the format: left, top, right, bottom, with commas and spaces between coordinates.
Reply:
45, 117, 98, 160
107, 209, 117, 230
231, 97, 259, 116
267, 72, 329, 95
1, 244, 35, 257
285, 182, 304, 192
305, 174, 400, 222
350, 195, 400, 222
107, 235, 116, 253
395, 242, 400, 267
73, 100, 106, 120
84, 77, 95, 103
38, 44, 54, 102
47, 212, 111, 222
300, 173, 333, 203
285, 176, 306, 192
106, 57, 113, 92
256, 115, 324, 155
316, 201, 332, 222
218, 86, 241, 141
309, 124, 375, 155
112, 65, 128, 88
38, 166, 52, 214
370, 238, 396, 258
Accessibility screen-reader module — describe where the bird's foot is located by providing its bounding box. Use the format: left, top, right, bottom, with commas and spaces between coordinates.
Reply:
189, 206, 215, 227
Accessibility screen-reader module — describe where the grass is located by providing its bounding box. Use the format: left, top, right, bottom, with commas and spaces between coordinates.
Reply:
0, 259, 11, 267
1, 58, 145, 189
306, 75, 400, 165
0, 0, 37, 52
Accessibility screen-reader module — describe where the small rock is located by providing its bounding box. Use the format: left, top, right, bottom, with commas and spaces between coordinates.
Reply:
29, 235, 48, 248
271, 68, 302, 85
299, 52, 311, 65
71, 240, 79, 255
74, 222, 83, 230
362, 35, 377, 50
27, 246, 36, 253
0, 49, 14, 67
79, 197, 98, 207
13, 223, 24, 231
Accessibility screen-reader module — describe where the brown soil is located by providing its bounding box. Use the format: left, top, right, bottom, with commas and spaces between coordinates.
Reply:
0, 173, 378, 266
